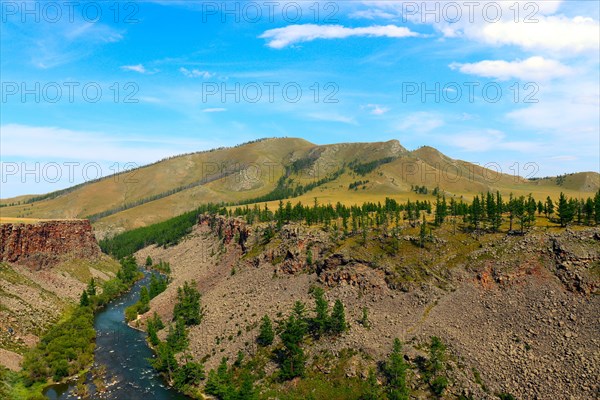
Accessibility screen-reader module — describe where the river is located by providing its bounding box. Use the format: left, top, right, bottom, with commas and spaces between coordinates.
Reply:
44, 271, 190, 399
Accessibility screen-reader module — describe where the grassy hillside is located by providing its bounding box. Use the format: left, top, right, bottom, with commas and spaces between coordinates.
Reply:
1, 138, 597, 233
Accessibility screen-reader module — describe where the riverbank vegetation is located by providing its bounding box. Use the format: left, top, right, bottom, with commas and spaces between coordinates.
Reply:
4, 256, 143, 399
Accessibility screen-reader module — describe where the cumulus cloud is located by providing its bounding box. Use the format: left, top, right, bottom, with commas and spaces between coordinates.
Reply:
260, 24, 420, 49
352, 1, 599, 57
450, 57, 572, 81
480, 15, 599, 55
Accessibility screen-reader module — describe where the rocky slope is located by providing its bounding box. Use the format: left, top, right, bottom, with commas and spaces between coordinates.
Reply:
0, 220, 118, 371
135, 216, 600, 399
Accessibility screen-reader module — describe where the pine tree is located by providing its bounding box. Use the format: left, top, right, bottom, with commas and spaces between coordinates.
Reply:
584, 198, 594, 225
594, 190, 600, 225
526, 194, 537, 230
166, 317, 189, 353
311, 287, 329, 337
385, 338, 409, 400
434, 194, 447, 227
151, 342, 178, 381
147, 312, 164, 346
470, 195, 483, 231
236, 371, 258, 400
173, 281, 202, 326
174, 361, 205, 389
279, 303, 308, 380
537, 200, 544, 215
86, 278, 96, 296
330, 299, 347, 335
257, 315, 274, 346
485, 192, 495, 231
79, 290, 90, 307
419, 215, 427, 248
493, 191, 503, 232
147, 321, 159, 346
361, 368, 383, 400
140, 286, 150, 306
507, 194, 515, 231
545, 196, 555, 219
145, 255, 153, 267
557, 192, 574, 227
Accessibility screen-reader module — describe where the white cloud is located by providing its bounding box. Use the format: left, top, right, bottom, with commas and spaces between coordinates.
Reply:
179, 67, 214, 79
353, 1, 599, 57
349, 9, 397, 20
260, 24, 420, 49
364, 104, 390, 115
396, 112, 444, 133
480, 15, 599, 55
203, 108, 227, 113
450, 57, 572, 81
121, 64, 147, 74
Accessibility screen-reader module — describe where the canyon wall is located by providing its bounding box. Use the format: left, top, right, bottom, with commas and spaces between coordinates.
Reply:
0, 220, 100, 269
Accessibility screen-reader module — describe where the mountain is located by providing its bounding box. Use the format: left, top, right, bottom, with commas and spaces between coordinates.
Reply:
1, 138, 598, 236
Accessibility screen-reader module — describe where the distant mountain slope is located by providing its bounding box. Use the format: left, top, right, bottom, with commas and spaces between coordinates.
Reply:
530, 172, 600, 192
1, 138, 598, 233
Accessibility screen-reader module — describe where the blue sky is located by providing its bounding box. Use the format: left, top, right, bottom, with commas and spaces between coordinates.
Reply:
1, 0, 599, 197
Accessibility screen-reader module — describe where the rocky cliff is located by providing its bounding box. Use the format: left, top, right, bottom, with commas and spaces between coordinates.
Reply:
0, 220, 100, 270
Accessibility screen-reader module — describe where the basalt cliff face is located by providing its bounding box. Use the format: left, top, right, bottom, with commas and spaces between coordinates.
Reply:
0, 220, 100, 270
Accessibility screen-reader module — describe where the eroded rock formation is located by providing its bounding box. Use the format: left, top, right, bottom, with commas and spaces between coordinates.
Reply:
0, 220, 100, 269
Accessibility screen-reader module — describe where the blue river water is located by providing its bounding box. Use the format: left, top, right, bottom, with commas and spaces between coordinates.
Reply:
43, 272, 189, 400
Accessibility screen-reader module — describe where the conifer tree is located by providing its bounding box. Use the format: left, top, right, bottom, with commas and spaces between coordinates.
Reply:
166, 317, 189, 353
419, 215, 427, 248
257, 315, 274, 346
311, 287, 329, 337
79, 290, 90, 307
173, 281, 202, 326
545, 196, 554, 219
279, 302, 308, 379
434, 194, 447, 227
385, 338, 409, 400
557, 192, 574, 227
86, 278, 96, 296
594, 190, 600, 225
362, 368, 383, 400
330, 299, 347, 335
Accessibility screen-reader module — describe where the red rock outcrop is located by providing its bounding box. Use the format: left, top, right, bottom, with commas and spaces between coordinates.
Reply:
198, 214, 249, 251
0, 220, 100, 270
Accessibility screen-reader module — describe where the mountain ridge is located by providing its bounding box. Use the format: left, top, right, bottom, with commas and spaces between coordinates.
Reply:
1, 138, 598, 234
